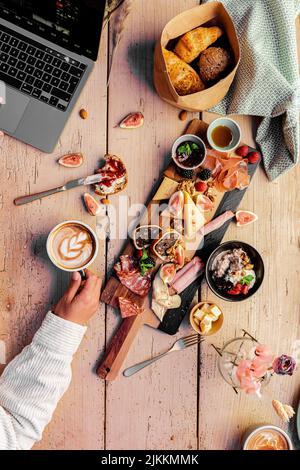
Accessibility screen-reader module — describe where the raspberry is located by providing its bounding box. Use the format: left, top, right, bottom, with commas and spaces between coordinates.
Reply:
248, 151, 260, 164
195, 181, 207, 192
236, 145, 249, 157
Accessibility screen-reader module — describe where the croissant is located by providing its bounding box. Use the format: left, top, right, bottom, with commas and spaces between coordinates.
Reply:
162, 48, 205, 96
174, 26, 223, 63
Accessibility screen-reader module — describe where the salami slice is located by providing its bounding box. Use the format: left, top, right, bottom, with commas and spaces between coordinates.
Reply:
119, 297, 141, 318
114, 255, 151, 297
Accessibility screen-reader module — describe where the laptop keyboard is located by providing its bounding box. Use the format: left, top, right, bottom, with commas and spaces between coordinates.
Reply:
0, 24, 87, 111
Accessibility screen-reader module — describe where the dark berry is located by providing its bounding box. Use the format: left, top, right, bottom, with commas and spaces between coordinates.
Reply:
198, 168, 212, 181
177, 167, 194, 179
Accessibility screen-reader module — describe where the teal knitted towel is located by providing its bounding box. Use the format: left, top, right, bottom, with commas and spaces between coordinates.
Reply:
205, 0, 300, 180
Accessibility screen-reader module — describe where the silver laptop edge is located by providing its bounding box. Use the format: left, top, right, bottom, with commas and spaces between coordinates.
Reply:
0, 13, 99, 153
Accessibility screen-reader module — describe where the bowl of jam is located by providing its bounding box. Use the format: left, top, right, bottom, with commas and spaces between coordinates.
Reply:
172, 134, 206, 170
207, 117, 241, 153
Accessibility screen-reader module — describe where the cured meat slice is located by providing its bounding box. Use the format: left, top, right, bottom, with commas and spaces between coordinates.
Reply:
170, 256, 202, 287
114, 255, 151, 297
119, 297, 141, 318
203, 211, 234, 236
171, 257, 205, 294
202, 150, 250, 192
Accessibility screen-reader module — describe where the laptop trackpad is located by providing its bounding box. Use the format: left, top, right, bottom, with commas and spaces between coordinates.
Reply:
0, 87, 30, 134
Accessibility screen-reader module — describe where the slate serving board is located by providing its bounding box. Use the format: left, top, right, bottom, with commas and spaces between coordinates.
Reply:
159, 146, 259, 334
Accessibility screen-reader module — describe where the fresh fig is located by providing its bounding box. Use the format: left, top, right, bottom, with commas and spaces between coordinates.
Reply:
83, 193, 101, 216
58, 153, 84, 168
119, 112, 144, 129
236, 210, 258, 226
160, 263, 177, 284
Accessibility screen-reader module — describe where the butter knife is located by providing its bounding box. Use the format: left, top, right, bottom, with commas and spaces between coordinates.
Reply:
14, 174, 102, 206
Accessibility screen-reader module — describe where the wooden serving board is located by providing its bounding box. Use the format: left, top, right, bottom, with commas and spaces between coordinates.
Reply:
97, 119, 260, 380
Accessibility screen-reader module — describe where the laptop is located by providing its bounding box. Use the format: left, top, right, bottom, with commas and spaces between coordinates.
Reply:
0, 0, 105, 152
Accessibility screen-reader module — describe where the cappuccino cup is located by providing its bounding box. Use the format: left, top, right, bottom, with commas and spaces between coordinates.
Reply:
47, 220, 99, 272
242, 425, 293, 450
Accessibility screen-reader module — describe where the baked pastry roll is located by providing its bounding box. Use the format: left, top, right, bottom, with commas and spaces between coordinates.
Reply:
174, 26, 223, 63
199, 47, 231, 82
162, 48, 205, 96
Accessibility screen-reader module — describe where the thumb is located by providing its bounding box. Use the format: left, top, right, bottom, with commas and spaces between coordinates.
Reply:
65, 271, 82, 301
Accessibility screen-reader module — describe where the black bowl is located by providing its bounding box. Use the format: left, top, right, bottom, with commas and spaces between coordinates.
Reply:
205, 241, 264, 302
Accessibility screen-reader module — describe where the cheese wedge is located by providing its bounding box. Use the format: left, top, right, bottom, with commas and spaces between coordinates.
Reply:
183, 191, 205, 240
153, 177, 179, 201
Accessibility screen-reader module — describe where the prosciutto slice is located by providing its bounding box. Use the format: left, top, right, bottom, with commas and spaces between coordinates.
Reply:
114, 255, 151, 297
202, 149, 250, 192
119, 297, 141, 318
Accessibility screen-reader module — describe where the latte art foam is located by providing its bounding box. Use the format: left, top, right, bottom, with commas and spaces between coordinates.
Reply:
50, 224, 95, 269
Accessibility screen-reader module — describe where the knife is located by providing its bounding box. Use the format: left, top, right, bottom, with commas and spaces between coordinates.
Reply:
14, 174, 103, 206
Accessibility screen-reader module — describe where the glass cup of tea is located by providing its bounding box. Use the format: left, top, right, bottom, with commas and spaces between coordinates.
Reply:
46, 220, 99, 276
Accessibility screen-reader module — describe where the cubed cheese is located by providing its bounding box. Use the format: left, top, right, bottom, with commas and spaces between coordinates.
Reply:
200, 315, 212, 334
209, 305, 222, 320
193, 308, 206, 321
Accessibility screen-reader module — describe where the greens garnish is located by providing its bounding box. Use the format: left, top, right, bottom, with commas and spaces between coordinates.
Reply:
240, 274, 254, 286
139, 248, 155, 276
178, 143, 192, 156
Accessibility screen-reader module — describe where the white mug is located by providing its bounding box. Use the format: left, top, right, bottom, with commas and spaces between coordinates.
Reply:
46, 220, 99, 275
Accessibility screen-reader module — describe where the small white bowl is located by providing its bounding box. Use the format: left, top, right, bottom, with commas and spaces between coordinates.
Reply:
172, 134, 206, 170
207, 117, 241, 153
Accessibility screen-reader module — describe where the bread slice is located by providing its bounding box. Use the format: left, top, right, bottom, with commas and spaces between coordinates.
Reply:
95, 154, 128, 196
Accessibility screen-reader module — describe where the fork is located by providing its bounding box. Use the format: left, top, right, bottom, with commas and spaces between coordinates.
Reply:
123, 334, 203, 377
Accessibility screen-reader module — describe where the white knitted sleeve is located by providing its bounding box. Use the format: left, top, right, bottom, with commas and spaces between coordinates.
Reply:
0, 312, 87, 450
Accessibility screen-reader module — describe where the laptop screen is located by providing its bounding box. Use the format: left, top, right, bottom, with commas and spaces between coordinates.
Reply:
0, 0, 105, 61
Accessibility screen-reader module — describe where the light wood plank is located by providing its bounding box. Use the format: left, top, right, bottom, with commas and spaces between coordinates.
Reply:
198, 111, 300, 449
0, 26, 108, 450
105, 0, 200, 451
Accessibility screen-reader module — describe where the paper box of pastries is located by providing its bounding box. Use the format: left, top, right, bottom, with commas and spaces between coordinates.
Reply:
153, 2, 240, 112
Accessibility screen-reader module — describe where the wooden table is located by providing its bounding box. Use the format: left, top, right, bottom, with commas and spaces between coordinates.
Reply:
0, 0, 299, 450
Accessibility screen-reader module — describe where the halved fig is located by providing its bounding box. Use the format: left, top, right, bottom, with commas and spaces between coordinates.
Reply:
236, 210, 258, 226
160, 263, 177, 284
58, 153, 84, 168
83, 193, 101, 216
152, 229, 182, 261
133, 225, 162, 250
119, 112, 144, 129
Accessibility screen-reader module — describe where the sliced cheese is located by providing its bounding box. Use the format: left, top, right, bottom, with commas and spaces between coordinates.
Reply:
151, 299, 167, 322
183, 191, 205, 241
153, 177, 179, 201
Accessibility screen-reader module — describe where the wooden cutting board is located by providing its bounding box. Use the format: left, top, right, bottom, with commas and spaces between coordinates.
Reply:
97, 119, 260, 380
